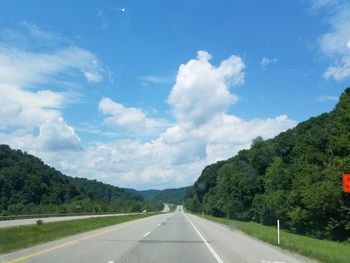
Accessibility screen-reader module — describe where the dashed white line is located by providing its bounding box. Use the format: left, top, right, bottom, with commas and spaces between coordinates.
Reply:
185, 214, 224, 263
107, 261, 114, 263
144, 231, 151, 237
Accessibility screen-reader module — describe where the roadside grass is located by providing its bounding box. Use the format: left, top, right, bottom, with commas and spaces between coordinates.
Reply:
203, 215, 350, 263
0, 213, 154, 255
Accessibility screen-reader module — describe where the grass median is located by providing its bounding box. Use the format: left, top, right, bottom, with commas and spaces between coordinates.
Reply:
202, 215, 350, 263
0, 213, 155, 255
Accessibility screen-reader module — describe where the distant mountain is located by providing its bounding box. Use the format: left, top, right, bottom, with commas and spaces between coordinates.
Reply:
125, 187, 190, 204
0, 145, 162, 215
185, 87, 350, 241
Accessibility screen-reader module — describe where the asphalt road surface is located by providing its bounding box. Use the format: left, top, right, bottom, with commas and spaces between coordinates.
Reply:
0, 206, 315, 263
0, 204, 170, 229
161, 203, 170, 213
0, 213, 138, 229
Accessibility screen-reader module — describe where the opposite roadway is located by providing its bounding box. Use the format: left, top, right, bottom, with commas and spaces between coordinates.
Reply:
0, 213, 139, 229
0, 206, 314, 263
0, 204, 170, 229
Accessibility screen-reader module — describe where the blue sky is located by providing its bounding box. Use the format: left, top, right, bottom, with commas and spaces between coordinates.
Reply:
0, 0, 349, 189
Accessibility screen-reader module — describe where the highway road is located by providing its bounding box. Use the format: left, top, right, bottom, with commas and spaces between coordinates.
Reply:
0, 206, 315, 263
0, 204, 170, 229
0, 213, 138, 229
161, 203, 170, 213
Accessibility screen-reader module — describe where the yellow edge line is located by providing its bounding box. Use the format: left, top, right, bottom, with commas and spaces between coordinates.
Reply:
6, 216, 150, 263
7, 240, 79, 263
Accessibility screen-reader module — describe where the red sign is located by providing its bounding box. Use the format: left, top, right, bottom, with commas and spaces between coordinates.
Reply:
343, 174, 350, 193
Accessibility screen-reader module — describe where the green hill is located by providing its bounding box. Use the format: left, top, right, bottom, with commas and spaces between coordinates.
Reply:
135, 187, 190, 204
0, 145, 162, 215
185, 87, 350, 241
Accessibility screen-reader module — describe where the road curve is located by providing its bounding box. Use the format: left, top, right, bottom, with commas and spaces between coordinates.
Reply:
0, 206, 315, 263
161, 203, 170, 213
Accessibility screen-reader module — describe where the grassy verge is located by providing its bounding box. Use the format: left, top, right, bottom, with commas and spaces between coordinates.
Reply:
0, 213, 154, 255
202, 215, 349, 263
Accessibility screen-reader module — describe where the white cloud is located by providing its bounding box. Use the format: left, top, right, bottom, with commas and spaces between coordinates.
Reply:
39, 117, 83, 152
99, 97, 168, 134
168, 50, 244, 126
0, 45, 101, 86
260, 57, 278, 70
83, 71, 102, 83
0, 117, 82, 154
204, 114, 296, 162
309, 0, 338, 11
139, 75, 174, 85
58, 51, 294, 189
1, 49, 297, 189
0, 24, 101, 160
0, 84, 65, 128
96, 9, 108, 30
316, 95, 339, 102
53, 140, 204, 189
323, 60, 350, 80
0, 24, 104, 130
42, 109, 296, 189
312, 1, 350, 80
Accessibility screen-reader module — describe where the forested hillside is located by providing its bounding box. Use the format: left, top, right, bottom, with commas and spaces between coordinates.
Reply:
0, 145, 162, 215
185, 88, 350, 241
134, 187, 189, 204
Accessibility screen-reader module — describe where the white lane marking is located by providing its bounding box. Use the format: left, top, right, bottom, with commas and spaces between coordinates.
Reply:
185, 214, 224, 263
144, 231, 151, 237
108, 261, 114, 263
7, 215, 158, 263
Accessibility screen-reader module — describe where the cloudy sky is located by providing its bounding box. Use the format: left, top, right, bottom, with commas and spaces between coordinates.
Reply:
0, 0, 349, 189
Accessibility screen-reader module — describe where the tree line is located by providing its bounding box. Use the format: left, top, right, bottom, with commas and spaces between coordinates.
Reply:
133, 186, 190, 204
0, 145, 162, 215
185, 88, 350, 241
